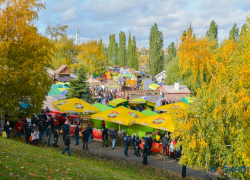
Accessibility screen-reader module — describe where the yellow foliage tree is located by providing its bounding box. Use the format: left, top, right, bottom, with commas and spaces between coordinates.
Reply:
0, 0, 54, 121
77, 40, 110, 76
173, 16, 250, 179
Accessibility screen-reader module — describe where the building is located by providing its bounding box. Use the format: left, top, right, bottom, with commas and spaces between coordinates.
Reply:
54, 65, 72, 78
76, 27, 80, 45
158, 83, 191, 102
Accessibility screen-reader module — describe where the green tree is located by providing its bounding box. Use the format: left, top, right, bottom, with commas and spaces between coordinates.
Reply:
118, 31, 127, 67
66, 65, 92, 103
127, 31, 133, 68
166, 42, 176, 63
240, 23, 247, 37
72, 66, 78, 75
108, 34, 118, 66
206, 20, 218, 40
132, 36, 139, 70
149, 23, 164, 77
229, 23, 239, 41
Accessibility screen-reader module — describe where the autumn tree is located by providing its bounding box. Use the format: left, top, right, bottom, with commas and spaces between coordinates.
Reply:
45, 23, 68, 42
51, 34, 79, 70
139, 55, 149, 65
66, 65, 92, 103
172, 17, 250, 179
118, 31, 127, 67
229, 23, 239, 41
149, 23, 164, 77
77, 40, 110, 76
0, 0, 54, 129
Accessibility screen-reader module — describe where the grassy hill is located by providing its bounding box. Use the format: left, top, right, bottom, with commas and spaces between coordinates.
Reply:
0, 137, 194, 180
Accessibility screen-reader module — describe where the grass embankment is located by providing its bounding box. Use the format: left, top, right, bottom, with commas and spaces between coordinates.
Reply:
0, 137, 194, 180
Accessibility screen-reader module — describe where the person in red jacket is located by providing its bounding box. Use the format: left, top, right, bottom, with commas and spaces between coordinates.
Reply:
15, 120, 22, 138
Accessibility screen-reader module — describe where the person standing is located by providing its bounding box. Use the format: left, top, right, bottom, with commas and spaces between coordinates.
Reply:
63, 121, 70, 141
148, 134, 153, 155
87, 124, 93, 144
26, 123, 33, 144
62, 132, 71, 156
33, 127, 40, 146
75, 124, 79, 145
82, 127, 90, 150
169, 140, 175, 159
4, 121, 10, 138
132, 132, 139, 154
15, 120, 22, 138
20, 118, 25, 135
53, 126, 59, 147
141, 140, 149, 165
110, 129, 117, 150
45, 124, 51, 147
162, 133, 169, 156
120, 130, 125, 147
38, 120, 44, 141
135, 136, 141, 158
102, 126, 108, 147
124, 133, 131, 157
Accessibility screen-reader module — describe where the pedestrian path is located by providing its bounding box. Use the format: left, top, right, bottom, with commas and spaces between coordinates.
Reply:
56, 134, 218, 180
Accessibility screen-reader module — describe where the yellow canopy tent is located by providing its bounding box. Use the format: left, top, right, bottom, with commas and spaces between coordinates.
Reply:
135, 113, 175, 132
52, 98, 100, 113
155, 102, 188, 112
91, 106, 147, 126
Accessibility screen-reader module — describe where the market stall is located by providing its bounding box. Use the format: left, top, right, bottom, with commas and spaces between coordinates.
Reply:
155, 102, 188, 112
128, 98, 156, 111
108, 98, 128, 108
180, 97, 195, 105
93, 103, 113, 112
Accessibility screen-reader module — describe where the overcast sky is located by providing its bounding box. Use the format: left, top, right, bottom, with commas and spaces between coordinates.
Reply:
37, 0, 250, 48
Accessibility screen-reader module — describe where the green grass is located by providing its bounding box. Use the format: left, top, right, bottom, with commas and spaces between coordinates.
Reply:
0, 137, 196, 180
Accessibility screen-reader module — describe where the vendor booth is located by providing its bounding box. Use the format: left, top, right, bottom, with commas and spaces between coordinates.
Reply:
128, 98, 156, 111
93, 103, 113, 112
180, 97, 195, 105
108, 98, 128, 108
155, 102, 188, 112
149, 83, 160, 90
91, 106, 148, 139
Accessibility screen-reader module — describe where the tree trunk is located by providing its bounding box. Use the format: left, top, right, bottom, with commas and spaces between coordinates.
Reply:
0, 114, 5, 135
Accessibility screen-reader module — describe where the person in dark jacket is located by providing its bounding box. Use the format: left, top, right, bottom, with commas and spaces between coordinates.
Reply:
148, 134, 153, 155
162, 133, 169, 156
31, 115, 37, 125
81, 127, 90, 150
38, 120, 44, 141
75, 124, 79, 145
124, 133, 131, 157
45, 107, 50, 113
62, 121, 70, 141
141, 140, 149, 165
120, 130, 125, 147
62, 132, 71, 156
132, 132, 139, 154
26, 123, 33, 144
135, 136, 141, 158
53, 126, 59, 147
110, 129, 117, 149
4, 121, 10, 138
102, 126, 108, 147
87, 124, 93, 144
45, 124, 51, 147
49, 117, 54, 128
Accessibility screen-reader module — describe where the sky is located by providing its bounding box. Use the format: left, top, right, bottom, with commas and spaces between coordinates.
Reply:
37, 0, 250, 48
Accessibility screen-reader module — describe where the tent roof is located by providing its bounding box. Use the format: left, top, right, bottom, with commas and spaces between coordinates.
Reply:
129, 98, 147, 103
109, 98, 127, 107
135, 113, 175, 132
91, 106, 147, 126
108, 81, 121, 88
141, 110, 158, 116
93, 103, 113, 112
149, 83, 160, 90
155, 102, 188, 112
86, 77, 101, 83
50, 94, 67, 101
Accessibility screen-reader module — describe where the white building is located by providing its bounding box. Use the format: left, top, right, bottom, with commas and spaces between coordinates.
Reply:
155, 70, 166, 83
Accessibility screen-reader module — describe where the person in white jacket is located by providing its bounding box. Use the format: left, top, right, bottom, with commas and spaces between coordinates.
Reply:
33, 127, 40, 146
169, 141, 175, 159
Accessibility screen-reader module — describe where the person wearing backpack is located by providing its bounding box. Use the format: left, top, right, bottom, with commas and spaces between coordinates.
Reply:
110, 129, 117, 150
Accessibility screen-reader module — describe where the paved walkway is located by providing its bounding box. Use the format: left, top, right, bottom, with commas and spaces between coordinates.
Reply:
10, 131, 224, 180
56, 134, 218, 180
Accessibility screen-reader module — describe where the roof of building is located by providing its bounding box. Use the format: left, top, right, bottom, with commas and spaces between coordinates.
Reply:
54, 65, 71, 75
159, 85, 191, 94
57, 76, 71, 82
